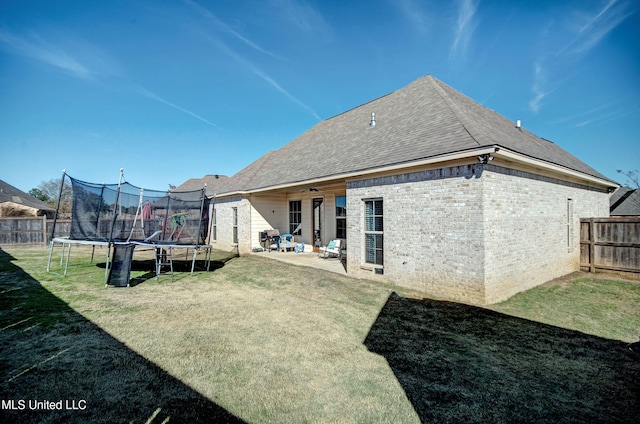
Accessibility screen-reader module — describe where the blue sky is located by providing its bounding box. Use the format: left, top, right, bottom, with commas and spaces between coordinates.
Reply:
1, 0, 638, 193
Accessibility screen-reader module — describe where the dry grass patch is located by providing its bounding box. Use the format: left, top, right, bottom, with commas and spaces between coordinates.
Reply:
1, 246, 639, 423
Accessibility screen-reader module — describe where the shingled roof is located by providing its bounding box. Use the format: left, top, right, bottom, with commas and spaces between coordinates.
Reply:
222, 75, 613, 194
610, 186, 640, 216
0, 179, 55, 212
176, 174, 231, 197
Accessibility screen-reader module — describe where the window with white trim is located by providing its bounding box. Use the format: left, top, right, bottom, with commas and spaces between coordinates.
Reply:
232, 207, 238, 244
212, 207, 217, 241
567, 198, 574, 250
364, 199, 383, 265
336, 196, 346, 239
289, 200, 302, 235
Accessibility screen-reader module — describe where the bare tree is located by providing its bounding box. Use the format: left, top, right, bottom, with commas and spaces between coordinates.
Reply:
616, 169, 639, 189
36, 178, 72, 214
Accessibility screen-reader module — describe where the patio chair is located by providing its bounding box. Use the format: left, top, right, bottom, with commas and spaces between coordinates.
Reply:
319, 239, 342, 259
271, 233, 296, 252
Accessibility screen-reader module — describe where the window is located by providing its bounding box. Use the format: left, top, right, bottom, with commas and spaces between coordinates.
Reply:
232, 207, 238, 244
212, 207, 217, 241
289, 200, 302, 235
364, 199, 383, 265
336, 196, 346, 239
567, 198, 573, 250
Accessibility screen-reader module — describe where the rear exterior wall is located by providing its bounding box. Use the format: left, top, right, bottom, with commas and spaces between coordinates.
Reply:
482, 165, 609, 303
346, 163, 610, 305
211, 196, 251, 254
346, 164, 488, 304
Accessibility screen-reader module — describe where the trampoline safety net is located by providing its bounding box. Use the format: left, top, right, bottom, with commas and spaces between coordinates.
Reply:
67, 174, 211, 245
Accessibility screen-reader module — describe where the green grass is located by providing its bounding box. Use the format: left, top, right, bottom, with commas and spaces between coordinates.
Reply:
1, 245, 639, 423
490, 272, 640, 342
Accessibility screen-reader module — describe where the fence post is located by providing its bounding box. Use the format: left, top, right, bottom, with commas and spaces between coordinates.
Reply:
589, 219, 595, 273
42, 215, 47, 247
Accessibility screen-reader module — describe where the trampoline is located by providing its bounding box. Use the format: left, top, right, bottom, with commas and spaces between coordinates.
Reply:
47, 169, 213, 285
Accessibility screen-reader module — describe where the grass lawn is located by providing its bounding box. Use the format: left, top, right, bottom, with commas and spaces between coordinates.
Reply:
1, 245, 639, 423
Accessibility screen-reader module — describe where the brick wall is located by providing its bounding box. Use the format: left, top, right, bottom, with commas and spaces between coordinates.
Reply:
347, 164, 488, 304
482, 165, 609, 303
212, 196, 251, 254
346, 162, 609, 304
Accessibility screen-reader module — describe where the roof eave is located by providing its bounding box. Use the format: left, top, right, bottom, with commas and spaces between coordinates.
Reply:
216, 146, 499, 197
493, 148, 618, 189
215, 145, 617, 198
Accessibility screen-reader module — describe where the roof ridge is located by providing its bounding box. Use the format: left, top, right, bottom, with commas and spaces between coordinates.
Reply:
324, 91, 395, 122
428, 77, 482, 146
226, 150, 277, 192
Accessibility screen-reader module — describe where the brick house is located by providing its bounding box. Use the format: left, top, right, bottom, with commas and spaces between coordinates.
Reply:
208, 75, 616, 304
0, 179, 55, 218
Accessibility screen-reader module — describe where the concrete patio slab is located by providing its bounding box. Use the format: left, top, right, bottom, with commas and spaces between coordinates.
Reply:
251, 249, 346, 275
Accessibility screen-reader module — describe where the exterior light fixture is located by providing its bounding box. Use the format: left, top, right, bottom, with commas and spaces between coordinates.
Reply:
477, 154, 494, 164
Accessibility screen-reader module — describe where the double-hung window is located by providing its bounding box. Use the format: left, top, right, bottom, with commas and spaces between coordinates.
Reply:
364, 199, 383, 266
289, 200, 302, 235
232, 207, 238, 244
336, 196, 346, 239
567, 198, 574, 251
212, 207, 217, 241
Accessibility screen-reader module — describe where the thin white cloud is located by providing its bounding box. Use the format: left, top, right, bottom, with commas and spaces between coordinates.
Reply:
529, 1, 634, 113
574, 106, 637, 127
391, 0, 429, 32
270, 0, 327, 33
129, 83, 220, 128
547, 102, 619, 125
251, 67, 321, 121
185, 0, 285, 61
207, 35, 320, 121
0, 29, 93, 79
559, 0, 634, 56
450, 0, 479, 61
0, 28, 218, 127
529, 62, 547, 113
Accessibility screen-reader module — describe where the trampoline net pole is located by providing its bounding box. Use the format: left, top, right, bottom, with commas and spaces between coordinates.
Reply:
49, 169, 66, 247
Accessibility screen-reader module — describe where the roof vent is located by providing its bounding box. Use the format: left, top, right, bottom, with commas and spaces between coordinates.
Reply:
516, 119, 521, 129
369, 112, 376, 128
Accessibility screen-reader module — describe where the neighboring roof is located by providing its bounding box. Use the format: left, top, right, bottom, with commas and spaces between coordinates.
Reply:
221, 75, 615, 194
0, 180, 55, 211
176, 174, 231, 196
610, 187, 640, 216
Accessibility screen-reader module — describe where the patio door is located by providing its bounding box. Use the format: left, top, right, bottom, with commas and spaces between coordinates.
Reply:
312, 198, 323, 251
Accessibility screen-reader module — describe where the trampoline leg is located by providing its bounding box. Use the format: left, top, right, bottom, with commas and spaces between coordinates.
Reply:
154, 248, 173, 282
59, 243, 66, 267
155, 248, 162, 280
63, 244, 71, 277
191, 249, 197, 274
46, 241, 54, 272
169, 247, 174, 282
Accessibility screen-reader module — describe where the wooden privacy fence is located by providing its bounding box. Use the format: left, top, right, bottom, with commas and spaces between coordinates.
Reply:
580, 218, 640, 274
0, 217, 71, 246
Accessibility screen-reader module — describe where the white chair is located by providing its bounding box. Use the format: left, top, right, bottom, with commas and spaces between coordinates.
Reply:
319, 239, 342, 259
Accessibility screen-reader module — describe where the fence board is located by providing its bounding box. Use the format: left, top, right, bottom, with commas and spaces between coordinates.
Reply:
0, 217, 71, 246
580, 218, 640, 274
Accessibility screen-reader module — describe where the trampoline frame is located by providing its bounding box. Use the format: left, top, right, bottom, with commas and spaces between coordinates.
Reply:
47, 236, 212, 282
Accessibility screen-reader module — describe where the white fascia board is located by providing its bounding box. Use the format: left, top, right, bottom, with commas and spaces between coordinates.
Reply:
220, 147, 498, 196
493, 148, 618, 189
219, 145, 616, 197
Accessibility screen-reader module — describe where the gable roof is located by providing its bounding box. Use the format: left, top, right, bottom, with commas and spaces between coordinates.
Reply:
0, 180, 55, 211
222, 75, 615, 194
176, 174, 231, 196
